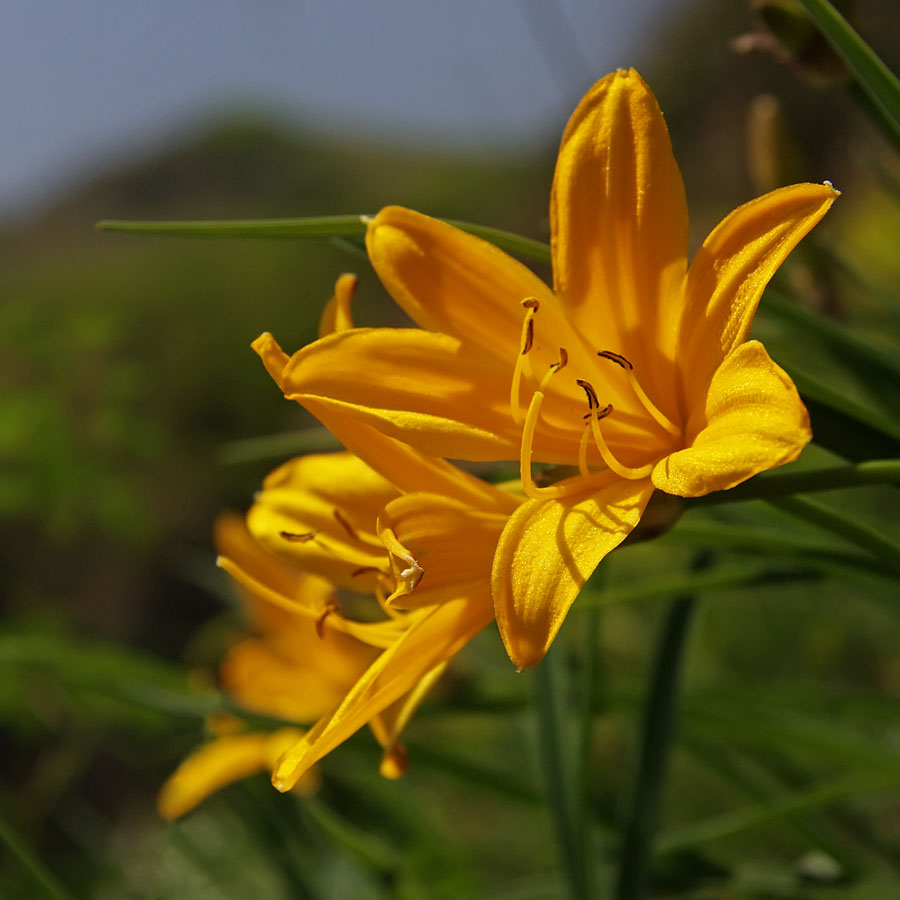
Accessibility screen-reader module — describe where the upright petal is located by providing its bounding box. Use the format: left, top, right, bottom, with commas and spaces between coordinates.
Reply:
680, 182, 838, 398
653, 341, 811, 497
318, 273, 358, 337
493, 477, 655, 670
366, 206, 574, 365
550, 68, 689, 418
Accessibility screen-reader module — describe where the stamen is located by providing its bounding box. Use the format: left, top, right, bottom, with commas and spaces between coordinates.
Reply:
510, 298, 540, 426
578, 403, 612, 482
333, 508, 360, 542
351, 565, 383, 578
597, 350, 681, 438
587, 403, 654, 481
280, 530, 318, 542
314, 600, 342, 638
520, 349, 592, 500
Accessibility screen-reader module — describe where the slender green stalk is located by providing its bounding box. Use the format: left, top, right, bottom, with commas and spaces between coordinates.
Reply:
796, 0, 900, 143
96, 214, 369, 239
697, 459, 900, 504
0, 809, 74, 900
768, 495, 900, 577
534, 647, 589, 900
615, 557, 707, 900
97, 214, 553, 263
575, 604, 601, 897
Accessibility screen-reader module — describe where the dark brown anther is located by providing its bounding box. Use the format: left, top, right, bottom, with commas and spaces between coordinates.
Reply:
281, 530, 318, 543
333, 508, 360, 542
597, 403, 613, 420
522, 298, 540, 310
551, 347, 568, 370
597, 350, 634, 371
314, 600, 341, 638
522, 317, 535, 355
351, 565, 382, 577
576, 378, 599, 409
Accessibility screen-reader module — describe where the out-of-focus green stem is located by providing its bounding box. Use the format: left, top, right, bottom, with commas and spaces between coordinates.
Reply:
535, 647, 590, 900
697, 459, 900, 505
615, 556, 707, 900
0, 809, 75, 900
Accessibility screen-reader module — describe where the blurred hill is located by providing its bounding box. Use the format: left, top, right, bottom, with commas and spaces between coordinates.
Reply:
0, 116, 551, 654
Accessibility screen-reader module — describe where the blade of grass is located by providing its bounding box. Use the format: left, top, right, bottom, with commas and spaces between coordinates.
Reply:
614, 555, 708, 900
796, 0, 900, 144
0, 808, 75, 900
767, 495, 900, 577
695, 459, 900, 503
763, 289, 900, 384
657, 770, 900, 856
579, 561, 819, 611
534, 645, 589, 900
218, 428, 341, 465
787, 368, 900, 461
97, 214, 553, 264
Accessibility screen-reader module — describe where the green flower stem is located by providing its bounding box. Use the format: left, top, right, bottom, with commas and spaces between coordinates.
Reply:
767, 496, 900, 577
615, 556, 708, 900
534, 647, 589, 900
96, 214, 553, 263
575, 603, 601, 897
697, 459, 900, 505
0, 809, 74, 900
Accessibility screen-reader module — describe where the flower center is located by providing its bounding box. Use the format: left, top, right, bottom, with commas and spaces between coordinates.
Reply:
511, 300, 680, 498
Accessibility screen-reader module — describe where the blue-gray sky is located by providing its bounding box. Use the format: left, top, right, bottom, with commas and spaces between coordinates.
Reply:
3, 0, 679, 219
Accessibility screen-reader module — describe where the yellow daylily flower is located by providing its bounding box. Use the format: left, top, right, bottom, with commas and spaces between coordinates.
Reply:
256, 69, 837, 670
242, 278, 522, 791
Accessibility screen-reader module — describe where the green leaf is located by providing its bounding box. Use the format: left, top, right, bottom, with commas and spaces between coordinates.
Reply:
786, 367, 900, 461
763, 289, 900, 385
579, 562, 821, 611
218, 428, 341, 465
0, 809, 76, 900
97, 214, 553, 264
796, 0, 900, 144
657, 770, 900, 856
96, 214, 370, 239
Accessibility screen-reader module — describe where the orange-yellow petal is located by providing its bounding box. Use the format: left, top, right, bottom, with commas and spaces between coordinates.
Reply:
271, 592, 493, 791
158, 728, 313, 820
246, 452, 396, 592
366, 206, 574, 365
550, 68, 689, 419
493, 477, 655, 670
369, 662, 448, 779
221, 631, 378, 723
280, 327, 522, 461
680, 182, 838, 397
215, 512, 341, 637
318, 273, 358, 337
652, 340, 811, 497
377, 492, 510, 609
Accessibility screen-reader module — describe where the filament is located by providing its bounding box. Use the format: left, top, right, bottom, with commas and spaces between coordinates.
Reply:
588, 408, 654, 480
510, 298, 540, 426
597, 350, 681, 438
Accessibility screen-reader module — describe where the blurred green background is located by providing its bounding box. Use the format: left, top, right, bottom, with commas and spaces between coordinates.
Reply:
3, 1, 900, 897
